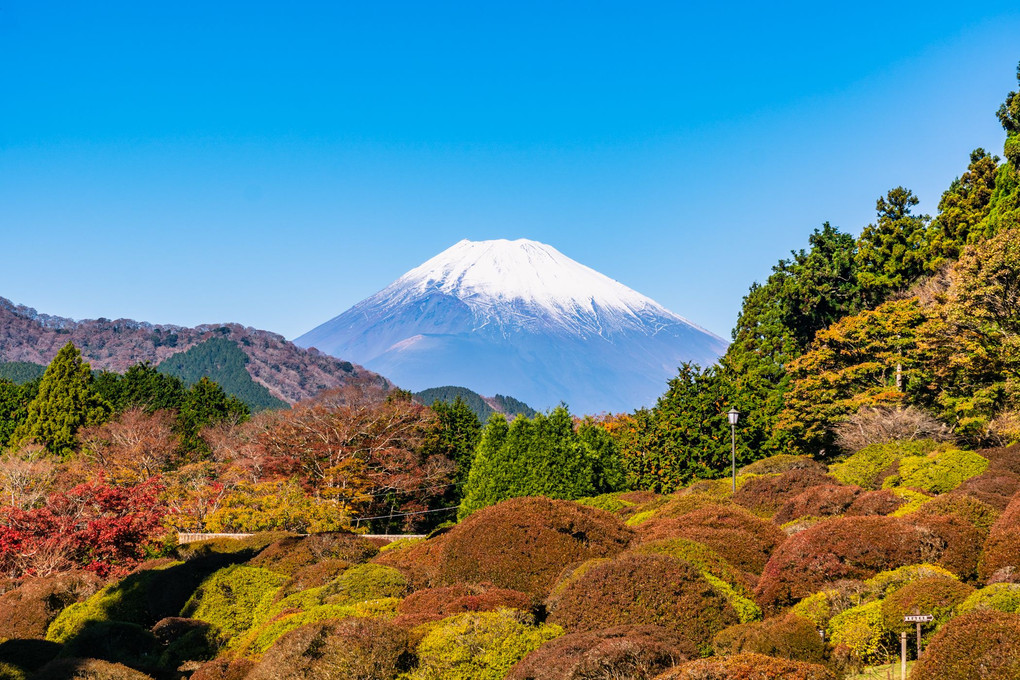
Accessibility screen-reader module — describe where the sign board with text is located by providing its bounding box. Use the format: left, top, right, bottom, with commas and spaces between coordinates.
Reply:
904, 615, 934, 623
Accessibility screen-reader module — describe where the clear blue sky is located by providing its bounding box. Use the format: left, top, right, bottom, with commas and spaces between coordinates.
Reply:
2, 2, 1019, 340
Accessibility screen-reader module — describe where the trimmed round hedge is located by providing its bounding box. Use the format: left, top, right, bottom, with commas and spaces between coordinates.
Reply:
507, 625, 696, 680
957, 583, 1020, 615
0, 571, 102, 639
30, 658, 156, 680
772, 484, 862, 525
180, 565, 287, 641
406, 609, 562, 680
879, 576, 974, 635
276, 559, 350, 598
190, 658, 256, 680
755, 516, 970, 612
732, 468, 834, 516
247, 532, 379, 575
979, 490, 1020, 582
546, 553, 738, 654
637, 504, 785, 574
395, 584, 532, 628
653, 652, 836, 680
910, 494, 1000, 532
846, 489, 906, 516
320, 563, 409, 605
245, 617, 411, 680
631, 538, 754, 598
435, 497, 634, 598
949, 470, 1020, 511
712, 613, 825, 664
739, 455, 824, 477
911, 610, 1020, 680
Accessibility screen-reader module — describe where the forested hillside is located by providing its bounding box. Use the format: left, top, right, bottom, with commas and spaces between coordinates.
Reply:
414, 385, 537, 421
0, 298, 389, 405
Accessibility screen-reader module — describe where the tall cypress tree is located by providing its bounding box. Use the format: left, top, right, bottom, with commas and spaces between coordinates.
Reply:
12, 343, 111, 455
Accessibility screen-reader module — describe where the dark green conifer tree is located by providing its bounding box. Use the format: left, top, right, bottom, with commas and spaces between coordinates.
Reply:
855, 187, 932, 305
11, 343, 111, 456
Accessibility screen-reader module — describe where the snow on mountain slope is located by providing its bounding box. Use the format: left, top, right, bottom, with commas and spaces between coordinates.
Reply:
296, 239, 728, 414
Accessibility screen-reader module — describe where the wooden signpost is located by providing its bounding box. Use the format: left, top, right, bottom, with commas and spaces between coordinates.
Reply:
902, 614, 934, 677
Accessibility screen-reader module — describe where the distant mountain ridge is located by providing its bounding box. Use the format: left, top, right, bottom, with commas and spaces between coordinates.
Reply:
0, 296, 388, 405
296, 238, 729, 414
414, 385, 538, 421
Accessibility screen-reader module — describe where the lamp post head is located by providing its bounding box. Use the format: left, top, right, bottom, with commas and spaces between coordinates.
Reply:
727, 408, 740, 426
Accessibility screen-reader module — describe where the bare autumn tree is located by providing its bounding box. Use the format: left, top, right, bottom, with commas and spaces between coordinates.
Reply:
78, 408, 178, 483
0, 443, 57, 510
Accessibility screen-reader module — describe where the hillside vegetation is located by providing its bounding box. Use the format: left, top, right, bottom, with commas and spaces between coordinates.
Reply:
414, 385, 537, 421
0, 63, 1019, 680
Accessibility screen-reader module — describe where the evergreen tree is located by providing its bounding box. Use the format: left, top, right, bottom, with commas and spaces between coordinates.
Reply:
0, 379, 35, 449
927, 149, 1000, 266
93, 362, 188, 414
998, 61, 1020, 170
11, 343, 111, 456
176, 377, 249, 454
427, 397, 482, 498
458, 406, 623, 517
855, 187, 932, 304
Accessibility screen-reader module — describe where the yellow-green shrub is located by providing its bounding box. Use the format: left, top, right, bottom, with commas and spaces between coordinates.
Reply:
957, 584, 1020, 615
378, 537, 424, 554
885, 448, 988, 494
233, 597, 400, 656
886, 488, 933, 516
320, 563, 409, 605
829, 440, 940, 489
181, 566, 287, 641
739, 454, 821, 476
631, 538, 751, 597
827, 601, 889, 667
791, 592, 834, 629
863, 564, 958, 598
908, 494, 1000, 532
701, 574, 762, 623
405, 609, 562, 680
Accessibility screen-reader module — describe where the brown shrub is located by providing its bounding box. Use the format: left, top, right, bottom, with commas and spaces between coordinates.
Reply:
247, 532, 378, 575
711, 613, 826, 664
772, 485, 862, 525
977, 444, 1020, 476
246, 617, 410, 680
190, 658, 257, 680
0, 639, 61, 672
31, 658, 156, 680
912, 514, 984, 581
0, 571, 102, 638
395, 583, 533, 628
910, 610, 1020, 680
979, 491, 1020, 582
372, 532, 449, 590
637, 505, 785, 574
846, 489, 906, 516
732, 469, 834, 516
756, 516, 931, 611
739, 455, 825, 477
910, 495, 1000, 533
654, 652, 837, 680
950, 470, 1020, 511
834, 406, 954, 453
276, 559, 351, 598
643, 494, 735, 521
507, 625, 697, 680
546, 553, 738, 654
879, 576, 974, 634
436, 497, 634, 599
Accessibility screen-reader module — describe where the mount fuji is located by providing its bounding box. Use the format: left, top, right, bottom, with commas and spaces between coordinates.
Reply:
295, 239, 728, 414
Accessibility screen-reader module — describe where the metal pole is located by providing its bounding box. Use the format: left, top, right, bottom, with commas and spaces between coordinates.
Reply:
901, 632, 907, 679
731, 423, 737, 493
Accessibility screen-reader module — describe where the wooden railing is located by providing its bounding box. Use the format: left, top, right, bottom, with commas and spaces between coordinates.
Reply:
176, 532, 425, 544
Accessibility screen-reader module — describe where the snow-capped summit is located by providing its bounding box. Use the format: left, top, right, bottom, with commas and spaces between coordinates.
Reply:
296, 239, 727, 414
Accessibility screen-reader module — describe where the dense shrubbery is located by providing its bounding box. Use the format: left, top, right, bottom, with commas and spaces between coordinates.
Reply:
978, 490, 1020, 581
756, 517, 938, 611
247, 532, 379, 575
950, 469, 1020, 510
885, 447, 988, 493
0, 571, 102, 639
32, 657, 156, 680
879, 576, 974, 636
845, 489, 905, 516
319, 563, 409, 604
738, 455, 824, 476
828, 441, 941, 489
180, 565, 287, 640
507, 625, 696, 680
911, 610, 1020, 680
405, 609, 562, 680
957, 583, 1020, 614
654, 652, 837, 680
712, 613, 826, 664
909, 493, 1000, 532
245, 618, 411, 680
276, 558, 350, 597
772, 484, 862, 525
732, 468, 833, 516
637, 504, 785, 574
631, 538, 754, 598
827, 601, 888, 669
395, 584, 532, 628
436, 497, 633, 598
546, 553, 738, 654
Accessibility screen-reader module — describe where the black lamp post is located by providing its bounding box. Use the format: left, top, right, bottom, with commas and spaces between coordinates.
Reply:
727, 408, 740, 492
